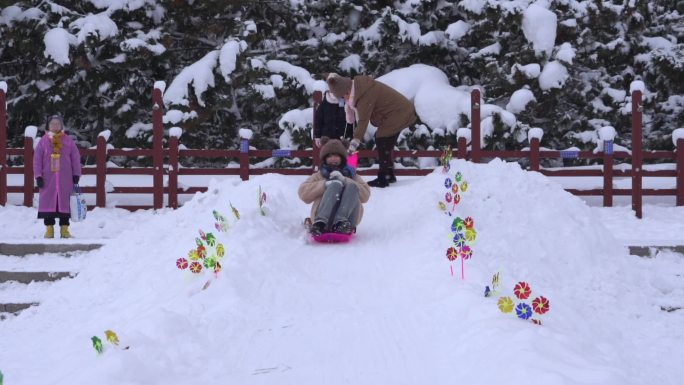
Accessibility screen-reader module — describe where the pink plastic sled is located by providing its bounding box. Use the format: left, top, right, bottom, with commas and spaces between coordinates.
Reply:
304, 217, 354, 243
312, 232, 354, 243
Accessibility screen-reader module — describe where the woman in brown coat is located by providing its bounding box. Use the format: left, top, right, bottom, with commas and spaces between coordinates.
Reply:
327, 73, 416, 187
298, 138, 371, 236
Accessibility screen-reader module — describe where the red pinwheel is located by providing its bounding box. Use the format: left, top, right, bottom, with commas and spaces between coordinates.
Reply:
532, 296, 550, 314
445, 192, 452, 203
189, 261, 203, 274
460, 245, 472, 260
176, 257, 188, 270
464, 217, 474, 229
454, 194, 461, 204
197, 245, 207, 259
446, 247, 459, 261
514, 281, 532, 300
199, 230, 206, 240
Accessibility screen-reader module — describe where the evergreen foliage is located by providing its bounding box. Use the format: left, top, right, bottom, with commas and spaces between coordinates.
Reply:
0, 0, 682, 162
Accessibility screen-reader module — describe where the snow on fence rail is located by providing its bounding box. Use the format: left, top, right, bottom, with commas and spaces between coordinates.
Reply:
1, 85, 683, 217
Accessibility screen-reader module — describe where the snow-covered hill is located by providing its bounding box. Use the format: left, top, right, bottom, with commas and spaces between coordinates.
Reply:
1, 159, 683, 385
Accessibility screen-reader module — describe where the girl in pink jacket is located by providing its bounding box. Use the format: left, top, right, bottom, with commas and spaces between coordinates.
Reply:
33, 115, 82, 238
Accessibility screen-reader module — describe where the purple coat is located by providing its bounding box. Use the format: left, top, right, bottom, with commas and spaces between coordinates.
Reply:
33, 132, 82, 214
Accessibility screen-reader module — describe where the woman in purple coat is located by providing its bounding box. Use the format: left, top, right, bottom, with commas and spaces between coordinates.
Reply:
33, 115, 82, 238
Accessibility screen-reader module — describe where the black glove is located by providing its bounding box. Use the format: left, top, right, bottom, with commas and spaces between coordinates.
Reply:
36, 177, 44, 189
73, 175, 80, 184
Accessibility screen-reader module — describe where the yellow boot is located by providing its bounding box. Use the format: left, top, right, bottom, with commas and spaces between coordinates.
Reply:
60, 225, 72, 239
44, 225, 55, 239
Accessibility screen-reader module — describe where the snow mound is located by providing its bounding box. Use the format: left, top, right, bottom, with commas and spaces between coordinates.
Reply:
0, 161, 675, 385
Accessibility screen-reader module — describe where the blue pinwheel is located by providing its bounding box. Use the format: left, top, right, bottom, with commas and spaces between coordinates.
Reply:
515, 303, 533, 320
453, 232, 466, 247
444, 178, 452, 188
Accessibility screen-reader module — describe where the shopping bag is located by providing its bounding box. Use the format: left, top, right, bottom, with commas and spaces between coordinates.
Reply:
70, 185, 87, 222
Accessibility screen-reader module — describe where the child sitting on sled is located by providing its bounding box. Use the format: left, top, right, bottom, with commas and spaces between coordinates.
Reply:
298, 138, 371, 236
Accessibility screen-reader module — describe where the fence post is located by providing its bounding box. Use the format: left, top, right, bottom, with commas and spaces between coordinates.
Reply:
96, 133, 107, 208
603, 140, 614, 207
530, 138, 540, 171
312, 91, 322, 170
471, 89, 481, 163
457, 137, 467, 159
239, 137, 249, 181
456, 128, 470, 160
23, 135, 34, 207
152, 85, 164, 209
677, 136, 684, 206
168, 128, 181, 209
631, 89, 643, 218
0, 82, 7, 206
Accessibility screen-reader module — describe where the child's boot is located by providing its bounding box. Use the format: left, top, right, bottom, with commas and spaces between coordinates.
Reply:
44, 225, 55, 239
60, 225, 72, 239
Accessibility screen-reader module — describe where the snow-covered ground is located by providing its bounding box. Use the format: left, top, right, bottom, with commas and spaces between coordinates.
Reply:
1, 159, 683, 385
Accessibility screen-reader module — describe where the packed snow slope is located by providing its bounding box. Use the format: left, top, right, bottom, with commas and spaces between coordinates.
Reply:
1, 159, 682, 385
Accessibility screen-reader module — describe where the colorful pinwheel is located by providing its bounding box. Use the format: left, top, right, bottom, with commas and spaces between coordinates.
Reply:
188, 249, 199, 260
514, 281, 532, 300
498, 296, 514, 313
230, 201, 241, 220
176, 258, 189, 270
445, 192, 452, 203
454, 194, 461, 205
440, 146, 452, 172
203, 257, 216, 269
189, 261, 203, 274
199, 230, 206, 240
460, 181, 468, 192
444, 178, 452, 188
455, 172, 462, 182
465, 228, 477, 242
515, 303, 533, 320
452, 184, 459, 194
451, 217, 465, 232
464, 217, 474, 228
438, 202, 447, 211
446, 247, 459, 261
197, 245, 207, 259
91, 336, 103, 355
453, 232, 466, 247
206, 233, 216, 247
460, 245, 472, 259
104, 330, 120, 346
258, 186, 267, 216
532, 296, 550, 314
217, 244, 225, 257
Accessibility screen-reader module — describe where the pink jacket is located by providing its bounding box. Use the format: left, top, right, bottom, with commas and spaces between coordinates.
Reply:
33, 132, 82, 214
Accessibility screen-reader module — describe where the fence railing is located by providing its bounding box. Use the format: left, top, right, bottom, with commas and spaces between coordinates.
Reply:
1, 83, 682, 217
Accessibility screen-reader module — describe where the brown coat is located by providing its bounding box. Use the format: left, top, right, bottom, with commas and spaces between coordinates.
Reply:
352, 75, 417, 141
298, 173, 371, 225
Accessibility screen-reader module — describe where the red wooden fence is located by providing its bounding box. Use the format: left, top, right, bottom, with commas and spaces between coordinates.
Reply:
1, 84, 683, 217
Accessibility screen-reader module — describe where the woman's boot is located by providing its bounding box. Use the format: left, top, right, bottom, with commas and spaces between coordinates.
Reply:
44, 225, 55, 239
60, 225, 72, 239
